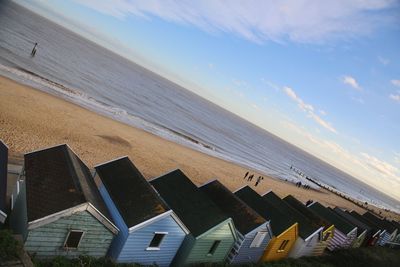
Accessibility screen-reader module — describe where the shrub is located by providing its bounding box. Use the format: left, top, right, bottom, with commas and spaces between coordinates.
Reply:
0, 229, 21, 261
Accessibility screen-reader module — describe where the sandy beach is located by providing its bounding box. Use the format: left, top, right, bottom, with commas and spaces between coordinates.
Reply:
1, 76, 399, 221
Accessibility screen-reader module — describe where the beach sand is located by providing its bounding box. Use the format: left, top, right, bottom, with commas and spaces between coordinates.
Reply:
1, 76, 399, 221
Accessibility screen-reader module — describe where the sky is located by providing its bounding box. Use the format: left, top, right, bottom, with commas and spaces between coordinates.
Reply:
16, 0, 400, 201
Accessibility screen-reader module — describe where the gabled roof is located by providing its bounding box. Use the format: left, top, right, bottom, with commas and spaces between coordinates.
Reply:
263, 192, 320, 239
348, 211, 381, 233
150, 170, 229, 237
363, 212, 397, 233
199, 180, 266, 235
24, 144, 111, 223
333, 207, 371, 236
390, 220, 400, 232
95, 157, 169, 228
234, 186, 295, 236
308, 202, 355, 235
283, 195, 331, 231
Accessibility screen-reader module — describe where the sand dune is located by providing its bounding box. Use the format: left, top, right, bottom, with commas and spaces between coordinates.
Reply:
1, 76, 398, 221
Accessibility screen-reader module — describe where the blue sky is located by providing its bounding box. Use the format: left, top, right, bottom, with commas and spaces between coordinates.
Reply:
17, 0, 400, 200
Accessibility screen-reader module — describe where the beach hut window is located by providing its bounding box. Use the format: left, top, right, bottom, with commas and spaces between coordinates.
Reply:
322, 231, 331, 241
277, 240, 289, 252
250, 231, 267, 248
147, 232, 167, 250
64, 230, 84, 249
207, 240, 221, 256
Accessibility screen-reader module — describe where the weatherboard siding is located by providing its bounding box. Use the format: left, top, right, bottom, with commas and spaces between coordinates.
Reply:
289, 229, 322, 258
351, 230, 367, 248
24, 210, 114, 259
174, 220, 235, 265
260, 223, 298, 262
378, 231, 391, 246
312, 225, 334, 256
117, 215, 186, 266
229, 222, 272, 264
98, 184, 186, 266
327, 229, 357, 251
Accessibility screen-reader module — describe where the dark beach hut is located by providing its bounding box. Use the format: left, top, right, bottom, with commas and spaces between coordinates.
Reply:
283, 195, 335, 256
308, 202, 357, 250
363, 212, 398, 245
347, 210, 382, 246
9, 144, 118, 259
199, 180, 272, 264
94, 157, 188, 266
333, 207, 372, 247
0, 140, 7, 225
263, 192, 323, 259
234, 186, 298, 262
150, 170, 237, 266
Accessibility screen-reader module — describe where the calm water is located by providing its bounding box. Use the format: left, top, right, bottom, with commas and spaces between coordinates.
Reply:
1, 2, 399, 213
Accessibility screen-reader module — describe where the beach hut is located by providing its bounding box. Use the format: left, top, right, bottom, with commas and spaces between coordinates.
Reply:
283, 195, 335, 256
0, 140, 8, 226
150, 170, 237, 266
363, 212, 398, 246
94, 157, 189, 266
333, 207, 372, 247
347, 211, 382, 246
199, 180, 272, 264
308, 202, 357, 250
234, 186, 298, 262
9, 144, 118, 259
262, 192, 323, 259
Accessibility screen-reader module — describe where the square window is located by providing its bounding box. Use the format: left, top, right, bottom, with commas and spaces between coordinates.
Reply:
250, 231, 267, 248
207, 240, 221, 256
322, 232, 331, 241
148, 233, 166, 249
64, 230, 84, 249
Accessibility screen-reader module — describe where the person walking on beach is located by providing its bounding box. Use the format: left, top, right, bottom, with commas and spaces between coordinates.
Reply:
248, 174, 254, 181
31, 42, 38, 57
244, 171, 249, 179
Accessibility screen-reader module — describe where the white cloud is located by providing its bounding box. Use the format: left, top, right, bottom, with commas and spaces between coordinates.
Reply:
73, 0, 397, 44
378, 56, 390, 65
391, 79, 400, 87
342, 75, 362, 91
319, 110, 327, 116
361, 152, 399, 178
390, 94, 400, 102
283, 87, 337, 133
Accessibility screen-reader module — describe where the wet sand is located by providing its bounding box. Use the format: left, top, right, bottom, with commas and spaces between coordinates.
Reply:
1, 76, 399, 221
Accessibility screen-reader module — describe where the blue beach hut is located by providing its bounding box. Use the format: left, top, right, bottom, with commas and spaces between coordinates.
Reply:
94, 157, 189, 266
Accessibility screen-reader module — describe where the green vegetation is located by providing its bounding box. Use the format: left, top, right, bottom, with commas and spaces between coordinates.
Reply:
0, 229, 22, 261
30, 247, 400, 267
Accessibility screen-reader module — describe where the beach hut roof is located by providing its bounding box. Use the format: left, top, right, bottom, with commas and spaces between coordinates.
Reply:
199, 180, 266, 235
363, 212, 397, 233
24, 144, 112, 223
283, 195, 331, 231
95, 157, 169, 228
150, 169, 228, 237
234, 186, 295, 236
263, 192, 320, 239
348, 211, 381, 233
308, 202, 355, 235
333, 207, 371, 234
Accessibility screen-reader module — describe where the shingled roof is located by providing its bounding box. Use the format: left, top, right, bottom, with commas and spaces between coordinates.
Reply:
234, 186, 295, 236
308, 202, 356, 235
263, 192, 320, 239
333, 207, 371, 236
150, 169, 228, 237
199, 180, 266, 235
24, 144, 111, 222
95, 157, 169, 228
283, 195, 331, 231
363, 212, 397, 234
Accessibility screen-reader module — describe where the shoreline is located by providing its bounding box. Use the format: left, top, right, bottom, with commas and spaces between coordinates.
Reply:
1, 75, 399, 221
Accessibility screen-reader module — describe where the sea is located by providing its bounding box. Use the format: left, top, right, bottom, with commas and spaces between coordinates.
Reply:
1, 2, 399, 213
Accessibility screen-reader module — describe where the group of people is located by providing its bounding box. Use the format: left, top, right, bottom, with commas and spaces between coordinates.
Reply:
243, 171, 264, 187
295, 181, 311, 189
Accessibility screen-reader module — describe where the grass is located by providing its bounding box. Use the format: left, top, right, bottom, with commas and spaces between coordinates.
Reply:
0, 229, 22, 262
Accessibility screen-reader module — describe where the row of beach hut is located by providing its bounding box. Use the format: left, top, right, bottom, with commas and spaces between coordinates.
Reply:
1, 141, 399, 266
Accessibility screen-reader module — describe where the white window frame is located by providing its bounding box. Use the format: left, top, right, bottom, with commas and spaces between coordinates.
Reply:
63, 230, 85, 249
146, 231, 168, 250
250, 231, 267, 248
